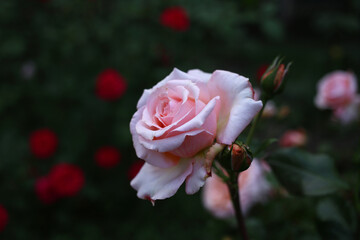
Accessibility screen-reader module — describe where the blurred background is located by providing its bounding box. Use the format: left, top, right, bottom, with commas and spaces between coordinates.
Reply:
0, 0, 359, 239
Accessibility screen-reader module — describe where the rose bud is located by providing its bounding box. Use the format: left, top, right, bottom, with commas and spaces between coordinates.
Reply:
260, 57, 291, 98
230, 143, 253, 172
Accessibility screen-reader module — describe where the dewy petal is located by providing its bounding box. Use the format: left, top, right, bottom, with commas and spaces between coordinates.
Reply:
130, 160, 193, 200
185, 157, 208, 194
208, 70, 263, 144
130, 107, 180, 168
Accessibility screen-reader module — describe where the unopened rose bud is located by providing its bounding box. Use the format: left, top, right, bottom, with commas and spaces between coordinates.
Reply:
230, 143, 253, 172
260, 57, 291, 98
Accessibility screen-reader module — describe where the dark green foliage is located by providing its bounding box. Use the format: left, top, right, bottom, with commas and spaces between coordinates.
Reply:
267, 148, 348, 196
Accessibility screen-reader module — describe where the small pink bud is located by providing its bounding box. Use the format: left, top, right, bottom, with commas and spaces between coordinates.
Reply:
260, 57, 291, 98
230, 143, 252, 172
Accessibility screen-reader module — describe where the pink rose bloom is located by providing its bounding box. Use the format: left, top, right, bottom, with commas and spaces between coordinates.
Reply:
333, 96, 360, 124
130, 68, 262, 202
315, 71, 358, 110
202, 159, 271, 218
279, 129, 307, 148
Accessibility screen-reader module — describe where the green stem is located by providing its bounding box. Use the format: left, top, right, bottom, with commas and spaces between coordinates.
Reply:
245, 98, 268, 145
226, 172, 248, 240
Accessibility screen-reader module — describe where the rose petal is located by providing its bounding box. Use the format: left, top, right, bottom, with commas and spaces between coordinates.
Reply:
166, 80, 200, 101
187, 69, 212, 82
136, 103, 194, 140
137, 68, 202, 109
173, 96, 219, 133
130, 160, 193, 200
205, 143, 225, 175
185, 157, 208, 194
169, 130, 215, 157
138, 129, 206, 153
130, 107, 180, 168
208, 70, 263, 144
187, 69, 212, 103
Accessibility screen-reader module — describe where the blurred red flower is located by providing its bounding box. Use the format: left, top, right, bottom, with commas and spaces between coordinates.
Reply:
279, 129, 307, 148
49, 163, 85, 197
160, 7, 190, 31
29, 128, 58, 159
95, 69, 127, 101
35, 176, 58, 204
95, 146, 121, 169
127, 160, 144, 180
0, 205, 8, 232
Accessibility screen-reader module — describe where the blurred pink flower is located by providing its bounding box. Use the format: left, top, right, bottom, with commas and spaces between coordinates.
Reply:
279, 129, 307, 148
202, 159, 271, 218
315, 71, 357, 110
130, 68, 262, 202
333, 96, 360, 124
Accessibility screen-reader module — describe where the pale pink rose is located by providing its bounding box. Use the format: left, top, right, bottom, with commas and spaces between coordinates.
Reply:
279, 129, 307, 148
130, 68, 262, 202
202, 159, 271, 218
333, 96, 360, 124
315, 71, 358, 110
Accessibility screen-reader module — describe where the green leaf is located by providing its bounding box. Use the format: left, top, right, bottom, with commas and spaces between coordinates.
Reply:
253, 138, 277, 157
316, 197, 356, 240
267, 148, 348, 196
